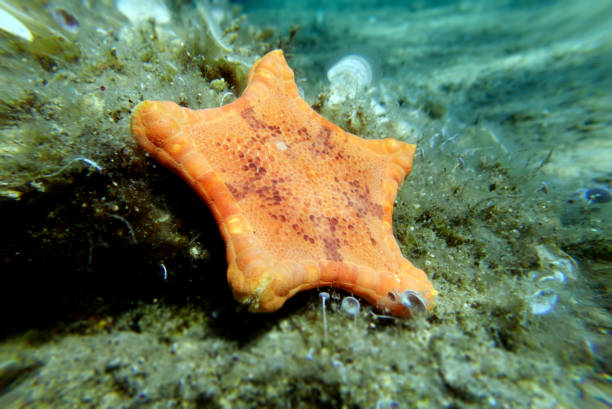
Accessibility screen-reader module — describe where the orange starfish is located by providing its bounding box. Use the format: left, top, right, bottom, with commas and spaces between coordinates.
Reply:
131, 50, 436, 316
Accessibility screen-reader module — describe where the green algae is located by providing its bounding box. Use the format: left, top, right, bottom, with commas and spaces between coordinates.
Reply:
0, 1, 611, 408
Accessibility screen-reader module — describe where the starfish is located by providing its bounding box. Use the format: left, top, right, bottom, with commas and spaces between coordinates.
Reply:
131, 50, 436, 316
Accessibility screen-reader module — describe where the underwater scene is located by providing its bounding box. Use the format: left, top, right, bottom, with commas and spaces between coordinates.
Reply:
0, 0, 610, 407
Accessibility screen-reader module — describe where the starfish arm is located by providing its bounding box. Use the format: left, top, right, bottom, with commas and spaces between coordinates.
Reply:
243, 49, 301, 102
132, 100, 279, 307
245, 257, 436, 316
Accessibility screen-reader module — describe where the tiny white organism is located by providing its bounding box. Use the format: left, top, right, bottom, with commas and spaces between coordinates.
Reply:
327, 55, 372, 105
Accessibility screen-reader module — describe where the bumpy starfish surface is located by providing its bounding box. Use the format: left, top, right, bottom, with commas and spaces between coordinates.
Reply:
131, 50, 436, 316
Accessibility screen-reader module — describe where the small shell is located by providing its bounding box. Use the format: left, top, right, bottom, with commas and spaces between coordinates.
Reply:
116, 0, 171, 24
0, 7, 33, 41
530, 289, 558, 315
341, 296, 360, 316
399, 290, 427, 313
327, 55, 372, 87
327, 55, 372, 104
535, 244, 578, 280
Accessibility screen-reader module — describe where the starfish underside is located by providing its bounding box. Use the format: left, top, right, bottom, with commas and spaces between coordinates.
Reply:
131, 50, 436, 316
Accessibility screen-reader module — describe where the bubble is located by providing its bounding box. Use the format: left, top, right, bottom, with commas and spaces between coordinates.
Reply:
584, 187, 611, 204
568, 187, 612, 206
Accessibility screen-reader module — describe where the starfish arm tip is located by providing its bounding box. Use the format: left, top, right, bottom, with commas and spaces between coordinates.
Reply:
244, 49, 299, 100
131, 100, 190, 151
